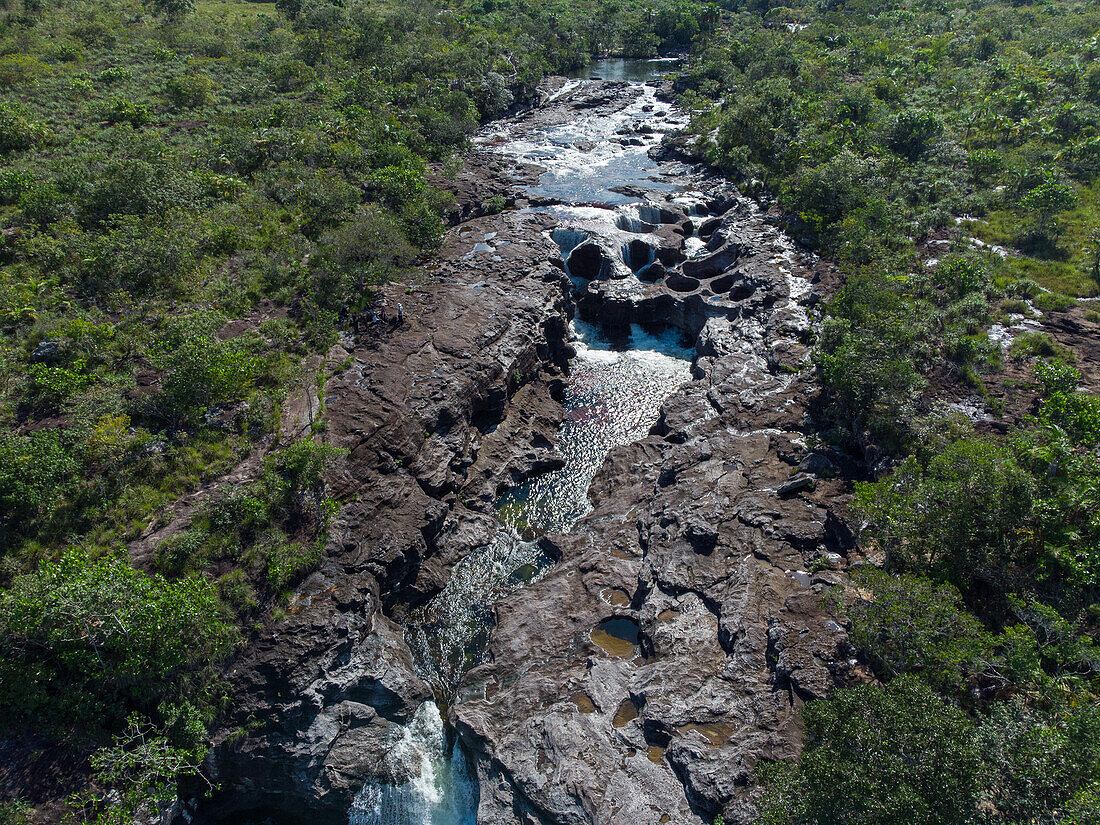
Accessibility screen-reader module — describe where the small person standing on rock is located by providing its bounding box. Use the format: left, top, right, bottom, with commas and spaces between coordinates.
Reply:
397, 303, 405, 324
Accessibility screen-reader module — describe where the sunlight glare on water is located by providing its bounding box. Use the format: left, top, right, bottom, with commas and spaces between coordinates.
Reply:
406, 319, 693, 696
497, 319, 693, 535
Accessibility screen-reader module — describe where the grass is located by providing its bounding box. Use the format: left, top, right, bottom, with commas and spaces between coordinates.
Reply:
970, 179, 1100, 298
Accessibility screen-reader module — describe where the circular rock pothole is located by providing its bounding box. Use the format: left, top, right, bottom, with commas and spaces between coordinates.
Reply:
665, 273, 700, 293
708, 273, 734, 293
590, 616, 640, 658
567, 241, 612, 280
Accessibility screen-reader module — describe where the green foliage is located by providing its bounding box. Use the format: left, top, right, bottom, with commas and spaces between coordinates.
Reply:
0, 550, 235, 731
848, 570, 994, 691
1034, 361, 1100, 447
154, 439, 344, 606
0, 105, 52, 155
1008, 331, 1073, 362
0, 54, 50, 89
888, 110, 944, 161
0, 430, 78, 545
975, 698, 1100, 825
151, 334, 264, 427
759, 680, 1100, 825
94, 97, 153, 127
164, 72, 216, 108
1019, 174, 1078, 235
146, 0, 194, 20
757, 678, 981, 825
75, 708, 208, 825
855, 437, 1036, 586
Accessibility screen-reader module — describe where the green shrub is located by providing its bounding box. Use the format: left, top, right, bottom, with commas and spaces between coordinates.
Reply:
756, 678, 980, 825
0, 550, 234, 730
968, 149, 1003, 181
270, 58, 315, 92
1033, 290, 1077, 312
1009, 331, 1073, 361
152, 335, 264, 426
23, 360, 95, 409
94, 97, 153, 127
0, 54, 50, 89
165, 72, 216, 108
0, 169, 35, 204
854, 438, 1036, 586
888, 110, 943, 161
0, 430, 78, 546
848, 571, 994, 692
0, 105, 53, 155
931, 257, 989, 302
97, 67, 133, 84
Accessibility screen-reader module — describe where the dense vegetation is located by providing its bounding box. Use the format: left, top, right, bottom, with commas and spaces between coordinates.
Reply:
3, 0, 1099, 819
680, 0, 1100, 446
0, 0, 710, 819
676, 0, 1100, 822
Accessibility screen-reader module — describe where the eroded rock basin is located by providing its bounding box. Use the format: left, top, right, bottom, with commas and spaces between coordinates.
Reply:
191, 66, 853, 825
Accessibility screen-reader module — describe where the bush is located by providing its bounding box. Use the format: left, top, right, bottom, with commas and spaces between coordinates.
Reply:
967, 149, 1003, 181
888, 110, 943, 160
0, 550, 234, 730
165, 72, 216, 108
0, 105, 53, 155
931, 257, 989, 302
975, 698, 1100, 824
270, 58, 316, 92
152, 335, 264, 427
756, 678, 980, 825
94, 97, 153, 127
0, 54, 50, 89
854, 437, 1036, 586
1008, 331, 1072, 361
848, 571, 993, 692
0, 430, 78, 546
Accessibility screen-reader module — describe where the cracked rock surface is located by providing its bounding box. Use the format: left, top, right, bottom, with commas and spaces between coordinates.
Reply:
192, 77, 855, 825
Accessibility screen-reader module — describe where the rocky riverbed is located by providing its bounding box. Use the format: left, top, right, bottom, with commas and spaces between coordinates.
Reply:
189, 71, 858, 825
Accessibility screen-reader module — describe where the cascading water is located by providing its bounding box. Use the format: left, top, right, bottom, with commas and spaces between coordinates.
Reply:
406, 319, 693, 695
349, 702, 478, 825
497, 320, 693, 535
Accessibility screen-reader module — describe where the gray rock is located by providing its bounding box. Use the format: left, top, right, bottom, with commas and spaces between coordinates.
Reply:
777, 474, 815, 497
30, 339, 64, 363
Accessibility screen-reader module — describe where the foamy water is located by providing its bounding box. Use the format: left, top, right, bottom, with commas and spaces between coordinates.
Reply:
406, 320, 692, 695
479, 83, 689, 204
349, 703, 478, 825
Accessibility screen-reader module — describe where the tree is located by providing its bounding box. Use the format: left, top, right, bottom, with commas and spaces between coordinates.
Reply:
848, 571, 994, 692
0, 550, 235, 730
888, 110, 944, 161
854, 437, 1036, 586
1018, 174, 1077, 249
147, 0, 193, 20
756, 678, 981, 825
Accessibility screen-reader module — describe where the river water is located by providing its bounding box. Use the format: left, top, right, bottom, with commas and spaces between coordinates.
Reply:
350, 60, 695, 825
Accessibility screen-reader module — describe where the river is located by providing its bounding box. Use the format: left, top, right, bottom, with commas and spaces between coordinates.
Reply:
350, 58, 697, 825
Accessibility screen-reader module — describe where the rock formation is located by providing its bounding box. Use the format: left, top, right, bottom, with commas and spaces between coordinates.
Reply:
190, 76, 854, 825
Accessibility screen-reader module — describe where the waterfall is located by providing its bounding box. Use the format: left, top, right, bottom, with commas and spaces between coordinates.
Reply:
349, 702, 479, 825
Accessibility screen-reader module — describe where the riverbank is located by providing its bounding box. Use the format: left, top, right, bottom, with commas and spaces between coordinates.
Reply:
188, 73, 853, 825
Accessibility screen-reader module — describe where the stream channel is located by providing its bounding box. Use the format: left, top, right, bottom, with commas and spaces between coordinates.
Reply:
349, 58, 699, 825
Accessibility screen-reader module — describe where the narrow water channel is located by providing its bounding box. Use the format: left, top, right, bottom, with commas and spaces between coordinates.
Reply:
350, 59, 694, 825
